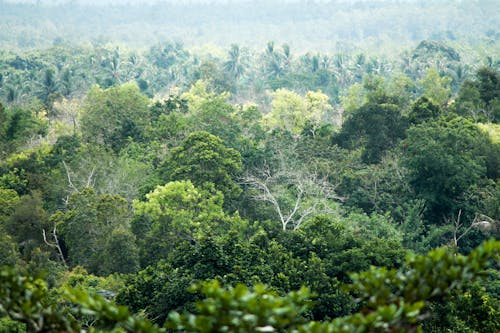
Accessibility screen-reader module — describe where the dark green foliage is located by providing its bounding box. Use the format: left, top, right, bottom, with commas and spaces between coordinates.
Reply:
1, 238, 498, 333
0, 232, 20, 267
408, 96, 441, 125
159, 131, 243, 202
0, 32, 499, 333
334, 103, 408, 163
412, 40, 460, 62
5, 191, 47, 260
476, 66, 500, 106
454, 67, 500, 122
116, 262, 197, 325
400, 116, 490, 223
0, 105, 47, 157
61, 188, 138, 275
424, 282, 500, 333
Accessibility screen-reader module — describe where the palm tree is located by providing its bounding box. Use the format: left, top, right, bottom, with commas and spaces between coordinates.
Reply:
224, 44, 246, 80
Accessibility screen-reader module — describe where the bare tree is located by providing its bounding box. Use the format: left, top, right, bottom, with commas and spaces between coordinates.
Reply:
42, 223, 67, 267
450, 210, 499, 251
242, 163, 343, 231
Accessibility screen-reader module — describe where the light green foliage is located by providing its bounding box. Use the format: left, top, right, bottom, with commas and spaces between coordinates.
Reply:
418, 68, 452, 106
264, 89, 333, 136
0, 188, 19, 225
0, 266, 163, 333
181, 80, 230, 115
340, 74, 410, 118
188, 95, 242, 145
56, 266, 124, 296
134, 180, 223, 232
133, 180, 239, 265
477, 122, 500, 144
344, 212, 402, 242
80, 83, 149, 152
304, 91, 334, 135
264, 88, 305, 135
166, 281, 311, 332
0, 267, 76, 332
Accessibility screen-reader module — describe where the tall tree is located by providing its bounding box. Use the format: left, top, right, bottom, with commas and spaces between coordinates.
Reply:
159, 131, 242, 203
80, 83, 149, 152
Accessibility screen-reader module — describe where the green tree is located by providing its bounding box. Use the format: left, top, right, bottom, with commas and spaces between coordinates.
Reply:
335, 103, 408, 164
80, 83, 149, 152
133, 180, 239, 265
101, 226, 140, 275
408, 96, 441, 125
224, 44, 246, 81
5, 191, 47, 261
61, 188, 135, 274
263, 89, 333, 137
418, 68, 452, 106
454, 67, 500, 122
159, 131, 242, 203
400, 116, 489, 224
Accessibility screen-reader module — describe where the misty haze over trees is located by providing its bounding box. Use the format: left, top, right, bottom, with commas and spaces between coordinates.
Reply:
0, 1, 499, 332
1, 0, 498, 53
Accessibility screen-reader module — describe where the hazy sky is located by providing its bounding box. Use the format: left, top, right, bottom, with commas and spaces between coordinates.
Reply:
3, 0, 400, 4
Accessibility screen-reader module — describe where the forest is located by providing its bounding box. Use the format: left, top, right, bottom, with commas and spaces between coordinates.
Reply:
0, 0, 499, 332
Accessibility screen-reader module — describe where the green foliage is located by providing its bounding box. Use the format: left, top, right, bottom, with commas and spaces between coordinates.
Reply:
0, 26, 499, 333
0, 267, 76, 332
80, 83, 150, 152
133, 180, 240, 266
408, 96, 441, 125
0, 187, 19, 225
159, 131, 242, 202
0, 266, 163, 333
454, 67, 500, 122
163, 240, 500, 333
0, 232, 20, 267
418, 68, 452, 106
5, 191, 47, 260
263, 89, 333, 136
424, 282, 500, 333
0, 104, 48, 156
61, 188, 138, 275
166, 281, 311, 332
2, 240, 499, 333
335, 103, 408, 164
400, 116, 490, 223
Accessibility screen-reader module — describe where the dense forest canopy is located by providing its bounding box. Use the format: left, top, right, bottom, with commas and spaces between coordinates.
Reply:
0, 0, 499, 332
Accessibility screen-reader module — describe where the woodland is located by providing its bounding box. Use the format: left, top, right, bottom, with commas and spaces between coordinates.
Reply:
0, 0, 499, 332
